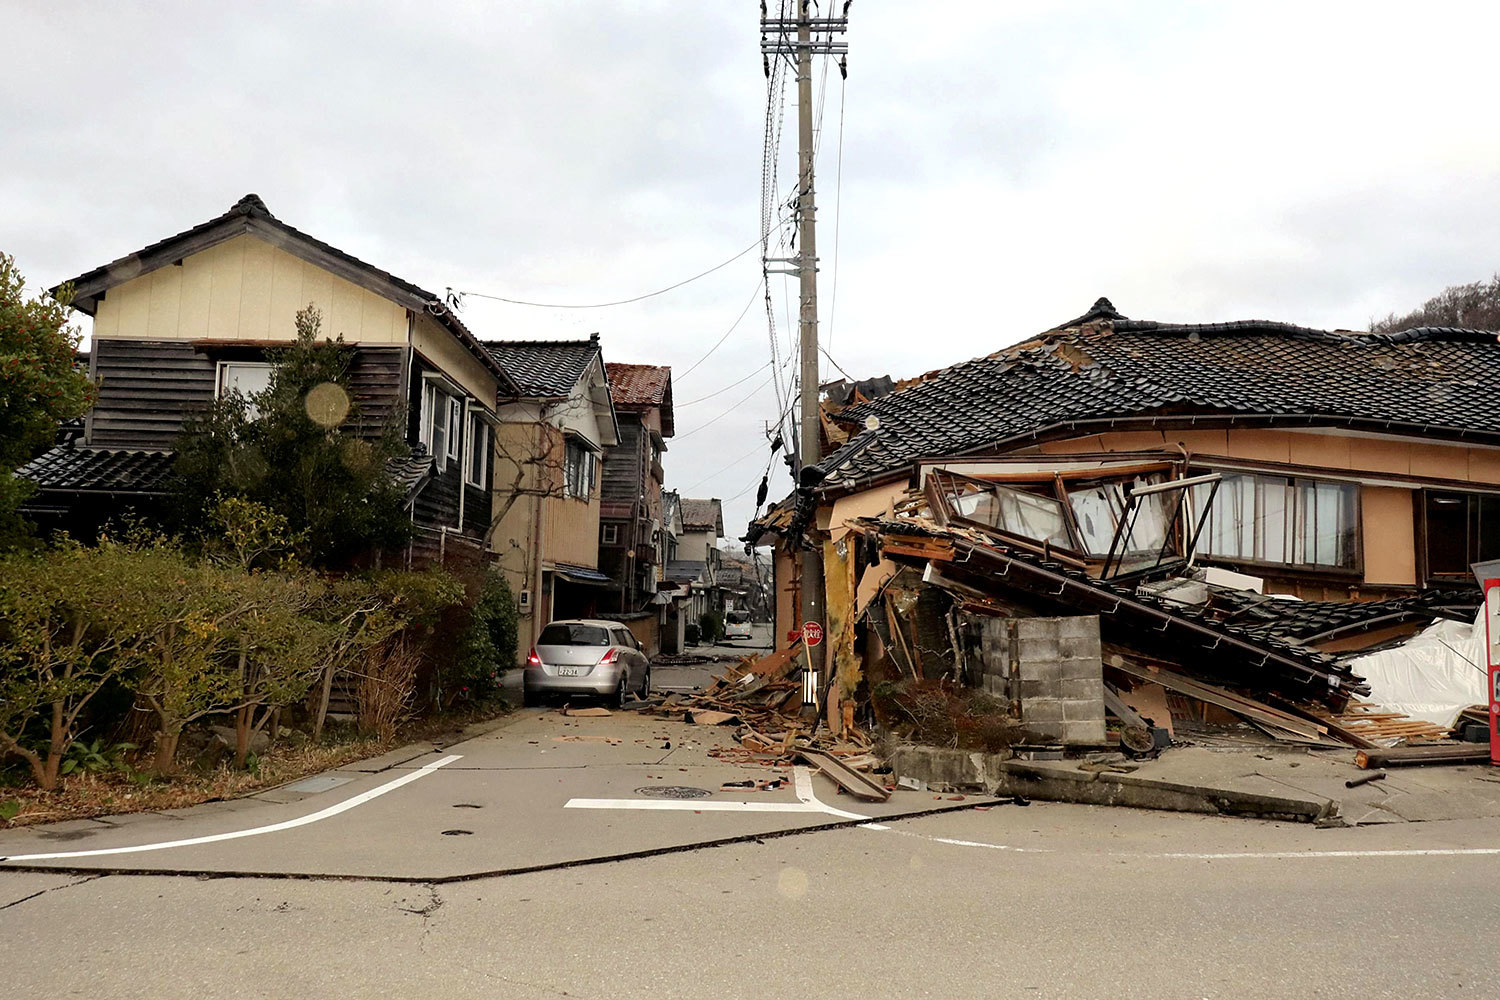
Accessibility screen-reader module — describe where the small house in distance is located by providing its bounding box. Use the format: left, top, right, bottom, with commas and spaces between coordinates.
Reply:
21, 194, 514, 567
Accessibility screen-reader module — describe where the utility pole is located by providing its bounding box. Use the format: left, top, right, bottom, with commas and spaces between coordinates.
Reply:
761, 2, 848, 708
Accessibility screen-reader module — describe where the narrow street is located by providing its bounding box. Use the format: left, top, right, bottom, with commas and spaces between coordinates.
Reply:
3, 694, 1496, 998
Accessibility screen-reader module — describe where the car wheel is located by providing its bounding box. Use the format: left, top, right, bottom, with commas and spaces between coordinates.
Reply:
637, 665, 651, 699
611, 673, 628, 710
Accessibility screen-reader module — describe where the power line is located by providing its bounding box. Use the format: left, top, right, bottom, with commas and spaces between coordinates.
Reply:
675, 371, 778, 441
826, 75, 846, 352
446, 218, 789, 310
676, 360, 772, 407
675, 274, 766, 383
682, 438, 769, 492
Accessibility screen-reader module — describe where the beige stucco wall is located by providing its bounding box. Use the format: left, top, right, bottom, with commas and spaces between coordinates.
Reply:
1037, 427, 1500, 486
545, 493, 601, 569
1361, 486, 1418, 586
677, 529, 716, 563
411, 313, 499, 405
91, 233, 407, 344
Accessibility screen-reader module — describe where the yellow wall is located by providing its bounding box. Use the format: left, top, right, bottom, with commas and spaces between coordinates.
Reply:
545, 493, 601, 569
1361, 486, 1417, 586
412, 313, 499, 404
92, 234, 407, 344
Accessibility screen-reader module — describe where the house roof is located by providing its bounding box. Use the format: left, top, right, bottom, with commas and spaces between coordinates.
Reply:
665, 559, 708, 582
680, 497, 724, 535
18, 445, 437, 503
484, 336, 602, 399
817, 298, 1500, 488
53, 194, 517, 395
17, 446, 177, 494
605, 363, 674, 437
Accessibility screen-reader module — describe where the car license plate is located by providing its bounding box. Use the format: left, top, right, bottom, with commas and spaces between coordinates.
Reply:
557, 666, 584, 677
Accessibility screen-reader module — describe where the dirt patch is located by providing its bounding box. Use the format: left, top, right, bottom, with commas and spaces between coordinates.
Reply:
0, 704, 511, 830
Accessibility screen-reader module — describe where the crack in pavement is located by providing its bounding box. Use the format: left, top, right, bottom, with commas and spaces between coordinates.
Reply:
0, 873, 105, 911
0, 799, 1001, 886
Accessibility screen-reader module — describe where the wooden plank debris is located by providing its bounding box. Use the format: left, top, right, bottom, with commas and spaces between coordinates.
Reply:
796, 747, 892, 802
1112, 662, 1329, 744
1356, 744, 1491, 769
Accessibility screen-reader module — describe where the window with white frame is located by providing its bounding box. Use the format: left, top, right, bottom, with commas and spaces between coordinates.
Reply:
421, 380, 464, 472
465, 413, 490, 488
601, 523, 619, 544
564, 439, 596, 501
1191, 473, 1359, 570
216, 361, 274, 419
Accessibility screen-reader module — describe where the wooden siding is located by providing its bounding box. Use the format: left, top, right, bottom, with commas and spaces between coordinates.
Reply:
89, 339, 216, 449
602, 418, 644, 502
87, 339, 406, 450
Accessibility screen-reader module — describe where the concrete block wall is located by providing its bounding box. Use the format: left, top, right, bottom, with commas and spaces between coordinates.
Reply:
976, 615, 1105, 745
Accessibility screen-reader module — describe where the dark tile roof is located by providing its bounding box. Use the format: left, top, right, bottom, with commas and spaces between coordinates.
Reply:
386, 453, 436, 502
53, 194, 517, 395
17, 446, 177, 493
484, 336, 601, 398
818, 302, 1500, 487
605, 362, 674, 436
665, 559, 708, 582
679, 498, 724, 534
599, 501, 634, 520
1213, 590, 1478, 644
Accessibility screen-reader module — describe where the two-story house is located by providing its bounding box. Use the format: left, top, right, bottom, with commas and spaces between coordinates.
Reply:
598, 362, 674, 613
19, 194, 513, 566
483, 336, 619, 652
665, 497, 726, 626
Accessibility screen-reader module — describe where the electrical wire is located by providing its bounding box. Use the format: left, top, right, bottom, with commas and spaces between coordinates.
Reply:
675, 370, 778, 441
447, 217, 789, 310
675, 360, 773, 407
826, 75, 846, 352
675, 274, 766, 383
682, 438, 769, 492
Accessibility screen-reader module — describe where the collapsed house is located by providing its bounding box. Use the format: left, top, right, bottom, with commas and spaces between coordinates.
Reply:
748, 299, 1499, 758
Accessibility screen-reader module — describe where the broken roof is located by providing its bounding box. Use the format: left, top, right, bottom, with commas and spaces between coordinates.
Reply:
816, 298, 1500, 489
605, 362, 675, 437
18, 446, 177, 495
680, 497, 724, 535
54, 194, 517, 394
484, 335, 602, 399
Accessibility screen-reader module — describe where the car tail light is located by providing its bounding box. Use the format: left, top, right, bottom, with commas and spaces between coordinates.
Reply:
526, 647, 541, 667
597, 647, 620, 666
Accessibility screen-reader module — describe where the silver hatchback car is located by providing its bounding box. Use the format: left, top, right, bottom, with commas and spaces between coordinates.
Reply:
523, 619, 651, 708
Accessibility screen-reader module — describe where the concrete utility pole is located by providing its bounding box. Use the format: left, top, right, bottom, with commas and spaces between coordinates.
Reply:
761, 2, 848, 707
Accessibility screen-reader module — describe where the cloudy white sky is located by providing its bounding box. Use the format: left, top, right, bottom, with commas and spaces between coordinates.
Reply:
6, 1, 1500, 541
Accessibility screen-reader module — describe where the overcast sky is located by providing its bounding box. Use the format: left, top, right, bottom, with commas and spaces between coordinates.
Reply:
6, 1, 1500, 543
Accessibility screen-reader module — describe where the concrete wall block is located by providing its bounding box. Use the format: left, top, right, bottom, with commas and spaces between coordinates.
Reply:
1017, 637, 1060, 662
1027, 720, 1065, 740
1062, 698, 1105, 723
1020, 677, 1058, 700
1059, 720, 1106, 745
1014, 618, 1061, 641
1061, 656, 1101, 681
1059, 635, 1102, 659
1022, 697, 1066, 723
1060, 677, 1104, 702
1056, 615, 1100, 640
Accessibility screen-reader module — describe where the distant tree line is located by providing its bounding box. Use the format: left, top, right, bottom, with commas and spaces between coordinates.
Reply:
1372, 272, 1500, 334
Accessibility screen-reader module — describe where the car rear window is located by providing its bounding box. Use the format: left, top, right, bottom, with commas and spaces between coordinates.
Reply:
538, 624, 611, 646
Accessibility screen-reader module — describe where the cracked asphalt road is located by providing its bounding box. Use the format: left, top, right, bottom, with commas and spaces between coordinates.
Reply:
3, 684, 1497, 997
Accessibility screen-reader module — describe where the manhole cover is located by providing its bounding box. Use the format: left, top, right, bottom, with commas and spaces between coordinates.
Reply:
440, 829, 474, 836
634, 785, 712, 799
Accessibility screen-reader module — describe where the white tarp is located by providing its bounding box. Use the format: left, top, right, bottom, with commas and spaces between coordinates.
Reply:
1348, 607, 1489, 728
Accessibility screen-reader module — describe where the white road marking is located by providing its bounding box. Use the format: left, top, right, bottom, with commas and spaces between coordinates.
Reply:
0, 754, 462, 863
565, 799, 827, 813
1161, 847, 1500, 860
565, 766, 882, 823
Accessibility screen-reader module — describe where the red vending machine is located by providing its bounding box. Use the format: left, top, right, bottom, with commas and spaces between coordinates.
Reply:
1483, 578, 1500, 767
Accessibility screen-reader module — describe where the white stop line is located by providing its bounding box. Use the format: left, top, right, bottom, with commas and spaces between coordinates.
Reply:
0, 755, 462, 863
